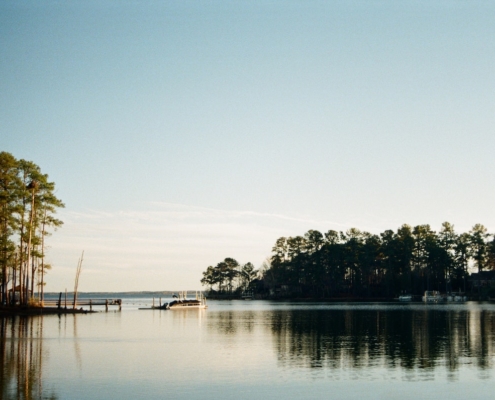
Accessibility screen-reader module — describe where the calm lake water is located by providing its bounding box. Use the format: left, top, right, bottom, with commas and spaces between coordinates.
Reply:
2, 300, 495, 399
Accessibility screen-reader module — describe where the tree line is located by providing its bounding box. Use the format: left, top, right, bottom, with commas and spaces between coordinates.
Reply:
201, 257, 259, 295
202, 222, 495, 299
0, 152, 64, 305
265, 223, 495, 298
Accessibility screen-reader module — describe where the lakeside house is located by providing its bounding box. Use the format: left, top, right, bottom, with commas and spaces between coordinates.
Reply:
470, 271, 495, 288
4, 285, 33, 303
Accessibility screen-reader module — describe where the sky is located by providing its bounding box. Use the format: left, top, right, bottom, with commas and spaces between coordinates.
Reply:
1, 1, 494, 292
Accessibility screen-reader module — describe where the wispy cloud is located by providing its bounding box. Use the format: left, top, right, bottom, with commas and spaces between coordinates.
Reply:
46, 202, 349, 292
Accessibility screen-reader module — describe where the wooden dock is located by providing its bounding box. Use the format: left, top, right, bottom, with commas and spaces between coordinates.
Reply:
42, 298, 122, 311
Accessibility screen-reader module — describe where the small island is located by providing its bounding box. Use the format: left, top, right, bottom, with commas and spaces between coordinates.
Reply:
202, 224, 495, 301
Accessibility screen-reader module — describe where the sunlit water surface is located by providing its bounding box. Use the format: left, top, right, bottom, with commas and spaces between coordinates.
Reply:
2, 300, 495, 399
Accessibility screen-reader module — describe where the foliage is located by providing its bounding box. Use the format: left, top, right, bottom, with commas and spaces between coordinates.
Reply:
206, 222, 494, 299
261, 223, 493, 298
0, 152, 64, 305
201, 257, 259, 294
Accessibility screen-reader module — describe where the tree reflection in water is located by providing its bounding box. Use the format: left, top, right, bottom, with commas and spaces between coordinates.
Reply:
270, 307, 495, 378
208, 305, 495, 380
0, 316, 57, 400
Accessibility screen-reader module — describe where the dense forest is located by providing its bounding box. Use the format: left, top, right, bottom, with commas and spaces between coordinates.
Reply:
202, 223, 495, 299
0, 152, 64, 305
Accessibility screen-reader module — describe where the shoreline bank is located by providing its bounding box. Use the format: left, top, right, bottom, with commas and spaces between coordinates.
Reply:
0, 306, 95, 317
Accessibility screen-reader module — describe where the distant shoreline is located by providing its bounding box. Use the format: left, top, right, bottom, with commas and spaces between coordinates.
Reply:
43, 291, 201, 297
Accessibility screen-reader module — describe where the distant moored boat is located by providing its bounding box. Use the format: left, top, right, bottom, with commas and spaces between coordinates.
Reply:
241, 290, 254, 300
398, 294, 412, 301
422, 291, 443, 302
162, 291, 207, 310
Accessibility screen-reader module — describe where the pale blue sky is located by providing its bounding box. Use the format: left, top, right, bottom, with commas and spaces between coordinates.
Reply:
1, 1, 494, 291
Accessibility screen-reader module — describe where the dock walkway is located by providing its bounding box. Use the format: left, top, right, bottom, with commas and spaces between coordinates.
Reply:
42, 298, 122, 311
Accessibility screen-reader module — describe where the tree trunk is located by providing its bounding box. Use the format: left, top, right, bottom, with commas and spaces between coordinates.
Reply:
25, 186, 35, 304
40, 209, 46, 305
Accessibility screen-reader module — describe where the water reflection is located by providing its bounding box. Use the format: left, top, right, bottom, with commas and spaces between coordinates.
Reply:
208, 310, 258, 335
274, 307, 495, 379
0, 316, 57, 400
3, 303, 495, 399
209, 304, 495, 379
